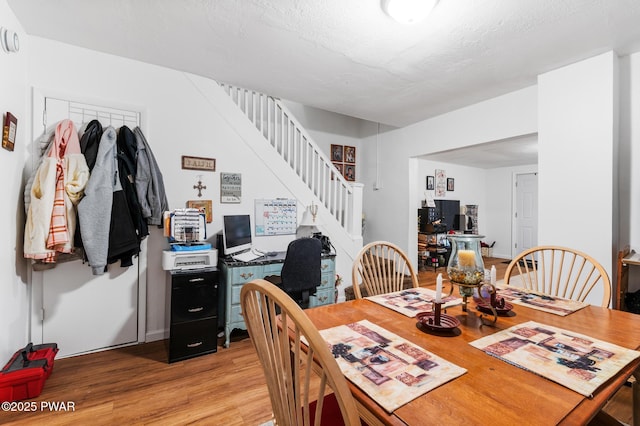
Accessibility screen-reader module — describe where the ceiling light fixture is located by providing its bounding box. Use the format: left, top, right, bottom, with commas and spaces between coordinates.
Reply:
381, 0, 438, 25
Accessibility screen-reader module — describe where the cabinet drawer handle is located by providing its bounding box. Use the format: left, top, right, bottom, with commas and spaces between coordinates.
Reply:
189, 277, 205, 282
187, 341, 203, 348
322, 279, 328, 285
240, 272, 254, 279
319, 296, 328, 302
188, 307, 204, 313
321, 264, 328, 270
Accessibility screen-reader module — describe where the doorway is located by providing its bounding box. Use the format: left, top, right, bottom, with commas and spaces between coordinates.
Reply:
513, 172, 538, 258
29, 92, 146, 358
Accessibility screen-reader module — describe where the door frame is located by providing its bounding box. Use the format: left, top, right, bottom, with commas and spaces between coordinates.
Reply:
28, 87, 148, 352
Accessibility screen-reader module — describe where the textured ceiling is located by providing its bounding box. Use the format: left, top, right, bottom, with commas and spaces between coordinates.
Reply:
8, 0, 640, 128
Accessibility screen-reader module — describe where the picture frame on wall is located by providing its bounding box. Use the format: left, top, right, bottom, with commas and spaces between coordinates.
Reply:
331, 144, 344, 162
332, 162, 343, 180
344, 146, 356, 164
447, 178, 455, 191
426, 175, 434, 190
344, 164, 356, 181
187, 199, 213, 223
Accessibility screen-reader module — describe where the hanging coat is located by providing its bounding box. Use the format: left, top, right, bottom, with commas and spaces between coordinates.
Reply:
134, 127, 169, 226
24, 119, 89, 262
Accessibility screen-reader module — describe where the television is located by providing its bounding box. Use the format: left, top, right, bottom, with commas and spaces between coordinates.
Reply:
222, 214, 253, 256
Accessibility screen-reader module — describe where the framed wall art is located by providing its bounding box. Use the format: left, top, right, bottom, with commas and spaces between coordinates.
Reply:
426, 175, 434, 190
435, 169, 446, 197
344, 146, 356, 164
331, 144, 344, 162
220, 172, 241, 203
182, 155, 216, 171
2, 112, 17, 152
447, 178, 455, 191
344, 164, 356, 181
187, 199, 213, 223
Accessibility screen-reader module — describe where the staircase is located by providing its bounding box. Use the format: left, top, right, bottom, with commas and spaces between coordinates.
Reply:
219, 84, 363, 249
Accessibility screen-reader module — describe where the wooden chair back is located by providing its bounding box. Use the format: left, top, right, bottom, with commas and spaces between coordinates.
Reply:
504, 245, 611, 307
351, 241, 419, 299
240, 279, 361, 426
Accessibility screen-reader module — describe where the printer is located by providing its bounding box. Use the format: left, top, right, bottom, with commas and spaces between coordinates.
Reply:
161, 208, 218, 271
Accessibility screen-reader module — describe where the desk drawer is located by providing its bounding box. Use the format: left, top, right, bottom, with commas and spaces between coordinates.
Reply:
231, 266, 262, 283
263, 263, 283, 276
172, 270, 217, 287
172, 282, 217, 323
310, 288, 335, 307
168, 318, 217, 362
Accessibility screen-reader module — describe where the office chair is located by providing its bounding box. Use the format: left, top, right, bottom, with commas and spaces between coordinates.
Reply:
240, 279, 361, 425
264, 237, 322, 309
504, 245, 611, 307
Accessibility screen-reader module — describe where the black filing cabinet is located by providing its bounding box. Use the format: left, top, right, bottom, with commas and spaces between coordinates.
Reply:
166, 268, 219, 363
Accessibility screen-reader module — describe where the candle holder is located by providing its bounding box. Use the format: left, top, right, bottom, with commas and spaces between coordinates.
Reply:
445, 234, 499, 323
416, 302, 461, 332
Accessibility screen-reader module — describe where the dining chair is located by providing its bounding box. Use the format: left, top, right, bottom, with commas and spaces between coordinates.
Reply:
240, 279, 362, 426
504, 245, 611, 307
351, 241, 419, 299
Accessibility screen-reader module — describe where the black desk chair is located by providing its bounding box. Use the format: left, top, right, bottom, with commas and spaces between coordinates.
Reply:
264, 237, 322, 309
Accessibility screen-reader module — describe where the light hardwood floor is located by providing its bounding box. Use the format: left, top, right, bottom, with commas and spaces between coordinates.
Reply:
1, 257, 631, 425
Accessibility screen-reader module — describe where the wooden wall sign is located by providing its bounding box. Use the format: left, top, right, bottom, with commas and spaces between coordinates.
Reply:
182, 155, 216, 171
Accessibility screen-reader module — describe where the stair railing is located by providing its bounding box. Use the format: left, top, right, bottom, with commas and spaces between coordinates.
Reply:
220, 83, 361, 238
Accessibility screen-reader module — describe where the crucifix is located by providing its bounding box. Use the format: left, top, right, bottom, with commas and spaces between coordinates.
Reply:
193, 176, 207, 197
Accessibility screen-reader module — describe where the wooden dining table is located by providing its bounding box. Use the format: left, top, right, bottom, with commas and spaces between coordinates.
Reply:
304, 296, 640, 426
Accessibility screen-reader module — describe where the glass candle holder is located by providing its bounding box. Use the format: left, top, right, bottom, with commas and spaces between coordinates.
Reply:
446, 234, 485, 293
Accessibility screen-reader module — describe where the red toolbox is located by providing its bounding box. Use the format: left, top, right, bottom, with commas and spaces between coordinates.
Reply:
0, 342, 59, 402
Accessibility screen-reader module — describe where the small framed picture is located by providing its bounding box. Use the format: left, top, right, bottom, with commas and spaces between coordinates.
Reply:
447, 178, 455, 191
426, 175, 434, 190
187, 199, 213, 223
331, 144, 344, 162
344, 146, 356, 164
332, 162, 343, 180
344, 164, 356, 181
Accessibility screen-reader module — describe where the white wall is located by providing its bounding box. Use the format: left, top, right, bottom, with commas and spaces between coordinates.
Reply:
361, 86, 538, 261
538, 51, 618, 305
0, 0, 29, 362
25, 37, 306, 342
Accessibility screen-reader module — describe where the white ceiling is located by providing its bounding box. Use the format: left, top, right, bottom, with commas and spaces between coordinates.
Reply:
7, 0, 640, 166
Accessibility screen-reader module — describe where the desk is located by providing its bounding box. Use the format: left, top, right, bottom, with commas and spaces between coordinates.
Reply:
220, 252, 335, 348
304, 298, 640, 425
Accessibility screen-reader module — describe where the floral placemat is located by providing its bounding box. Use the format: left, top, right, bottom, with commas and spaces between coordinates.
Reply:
366, 287, 462, 317
470, 320, 640, 397
494, 285, 589, 316
320, 319, 466, 412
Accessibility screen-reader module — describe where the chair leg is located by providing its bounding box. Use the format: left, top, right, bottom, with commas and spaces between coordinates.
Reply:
633, 370, 639, 426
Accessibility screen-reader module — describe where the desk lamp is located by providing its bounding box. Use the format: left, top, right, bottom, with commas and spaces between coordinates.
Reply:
296, 203, 321, 238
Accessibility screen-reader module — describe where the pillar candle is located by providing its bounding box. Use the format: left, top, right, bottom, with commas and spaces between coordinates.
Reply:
458, 249, 476, 267
490, 265, 497, 285
435, 273, 442, 303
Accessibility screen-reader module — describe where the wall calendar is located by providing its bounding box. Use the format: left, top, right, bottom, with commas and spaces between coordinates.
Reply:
254, 199, 297, 236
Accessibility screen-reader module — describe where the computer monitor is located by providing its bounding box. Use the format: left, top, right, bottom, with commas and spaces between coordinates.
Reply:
222, 214, 252, 256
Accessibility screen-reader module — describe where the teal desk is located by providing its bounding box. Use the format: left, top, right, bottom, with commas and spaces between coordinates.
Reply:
219, 252, 336, 348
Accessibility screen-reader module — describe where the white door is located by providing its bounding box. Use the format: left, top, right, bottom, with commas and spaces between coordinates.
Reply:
30, 94, 144, 358
515, 173, 538, 257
